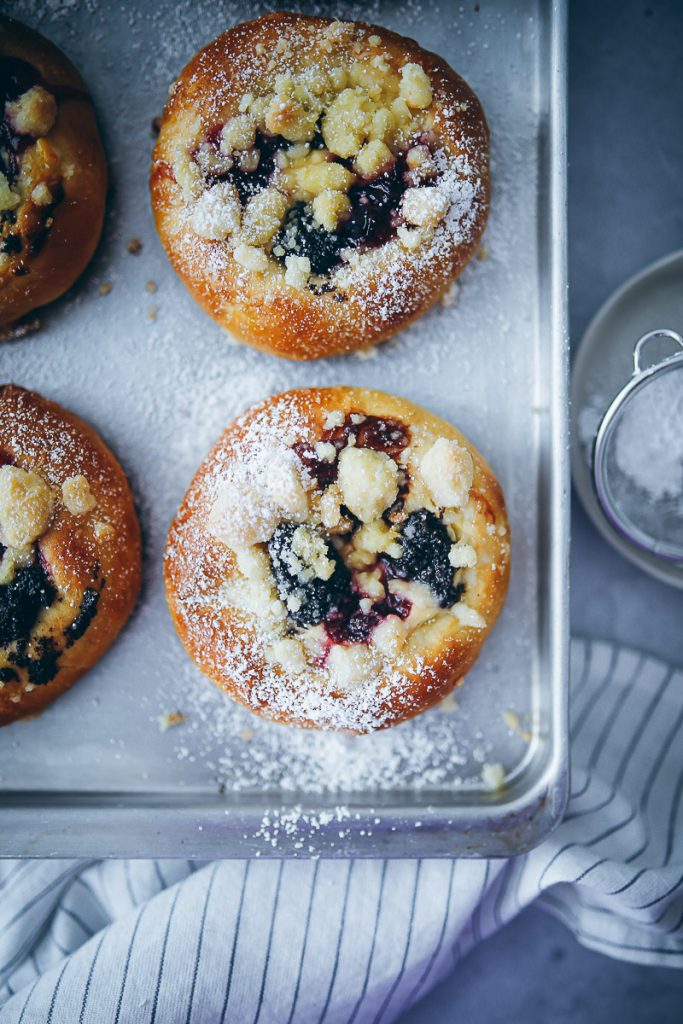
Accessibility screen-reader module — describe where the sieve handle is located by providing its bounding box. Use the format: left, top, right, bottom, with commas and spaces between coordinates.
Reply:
633, 329, 683, 375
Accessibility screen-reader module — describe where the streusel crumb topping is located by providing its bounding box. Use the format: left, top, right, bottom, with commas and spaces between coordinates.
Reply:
0, 465, 54, 548
170, 18, 484, 301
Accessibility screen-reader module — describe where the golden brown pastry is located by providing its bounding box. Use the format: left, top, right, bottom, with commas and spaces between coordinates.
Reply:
165, 387, 509, 732
151, 13, 489, 360
0, 17, 107, 328
0, 386, 141, 725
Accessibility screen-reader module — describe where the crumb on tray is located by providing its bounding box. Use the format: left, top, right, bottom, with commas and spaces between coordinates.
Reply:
158, 710, 186, 732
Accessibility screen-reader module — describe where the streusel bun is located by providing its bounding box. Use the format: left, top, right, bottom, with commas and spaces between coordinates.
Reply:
165, 388, 509, 733
0, 17, 107, 328
0, 386, 141, 725
151, 13, 489, 360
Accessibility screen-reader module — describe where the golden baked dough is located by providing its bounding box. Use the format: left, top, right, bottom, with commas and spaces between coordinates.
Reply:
165, 388, 509, 732
151, 13, 489, 360
0, 17, 107, 328
0, 386, 141, 725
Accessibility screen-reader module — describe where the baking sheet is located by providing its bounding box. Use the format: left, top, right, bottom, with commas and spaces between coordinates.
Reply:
0, 0, 568, 857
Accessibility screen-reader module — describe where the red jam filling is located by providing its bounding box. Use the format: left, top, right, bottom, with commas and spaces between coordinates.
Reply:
293, 413, 410, 489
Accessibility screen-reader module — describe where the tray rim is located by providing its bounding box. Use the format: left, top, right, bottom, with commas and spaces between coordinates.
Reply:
0, 0, 570, 859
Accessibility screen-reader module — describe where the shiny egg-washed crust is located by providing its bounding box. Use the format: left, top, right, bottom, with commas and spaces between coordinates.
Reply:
0, 17, 107, 328
165, 388, 509, 733
150, 13, 489, 360
0, 386, 141, 725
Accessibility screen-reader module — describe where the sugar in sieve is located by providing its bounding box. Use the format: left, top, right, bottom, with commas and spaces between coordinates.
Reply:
592, 329, 683, 563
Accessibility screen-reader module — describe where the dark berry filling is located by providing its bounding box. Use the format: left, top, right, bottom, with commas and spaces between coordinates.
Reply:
10, 634, 60, 685
274, 202, 342, 276
309, 118, 326, 151
340, 155, 409, 250
294, 413, 410, 489
383, 509, 464, 608
0, 555, 56, 648
272, 153, 411, 276
268, 522, 350, 629
0, 557, 104, 685
202, 128, 289, 205
198, 119, 439, 276
268, 508, 463, 645
1, 232, 21, 255
267, 418, 464, 645
0, 57, 38, 106
324, 587, 411, 646
353, 416, 411, 455
64, 587, 100, 646
0, 57, 40, 183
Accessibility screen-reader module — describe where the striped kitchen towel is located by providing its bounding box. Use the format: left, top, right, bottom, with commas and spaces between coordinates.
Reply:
0, 638, 681, 1023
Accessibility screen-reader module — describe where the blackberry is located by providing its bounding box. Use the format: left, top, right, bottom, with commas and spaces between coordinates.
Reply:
273, 202, 341, 276
1, 234, 21, 255
268, 523, 350, 628
9, 635, 60, 685
0, 558, 56, 648
64, 587, 100, 645
0, 57, 38, 106
385, 509, 464, 608
208, 129, 288, 203
1, 58, 39, 184
272, 158, 413, 277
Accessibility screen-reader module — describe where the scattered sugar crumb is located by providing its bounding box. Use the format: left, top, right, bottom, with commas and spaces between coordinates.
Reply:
503, 708, 532, 742
438, 691, 459, 713
354, 345, 379, 361
481, 761, 505, 791
158, 710, 186, 732
441, 281, 461, 308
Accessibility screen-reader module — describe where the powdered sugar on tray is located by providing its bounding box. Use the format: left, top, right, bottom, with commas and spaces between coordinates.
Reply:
171, 662, 475, 793
2, 0, 542, 810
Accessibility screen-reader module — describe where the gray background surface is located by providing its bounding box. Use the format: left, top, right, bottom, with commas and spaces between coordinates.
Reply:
400, 0, 683, 1020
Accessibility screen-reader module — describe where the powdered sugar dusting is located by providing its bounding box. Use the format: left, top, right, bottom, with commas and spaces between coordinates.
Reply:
171, 674, 471, 794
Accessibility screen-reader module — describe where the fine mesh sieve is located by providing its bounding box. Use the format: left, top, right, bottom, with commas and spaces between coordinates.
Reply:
592, 329, 683, 563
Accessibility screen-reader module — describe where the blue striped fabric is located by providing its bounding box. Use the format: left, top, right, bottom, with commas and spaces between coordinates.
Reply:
0, 639, 682, 1023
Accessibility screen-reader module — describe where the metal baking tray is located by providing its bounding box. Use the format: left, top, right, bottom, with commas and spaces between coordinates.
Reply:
0, 0, 568, 858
